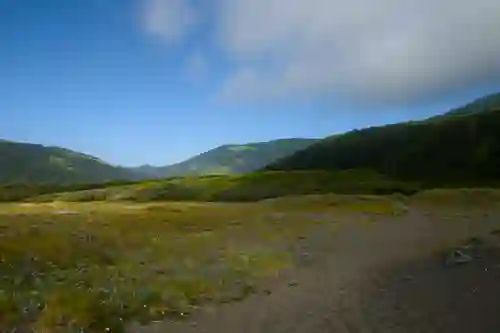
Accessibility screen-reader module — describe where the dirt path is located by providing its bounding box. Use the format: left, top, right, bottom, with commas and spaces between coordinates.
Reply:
130, 207, 500, 333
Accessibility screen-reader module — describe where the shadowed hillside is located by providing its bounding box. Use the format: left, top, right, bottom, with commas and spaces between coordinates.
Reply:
0, 140, 139, 184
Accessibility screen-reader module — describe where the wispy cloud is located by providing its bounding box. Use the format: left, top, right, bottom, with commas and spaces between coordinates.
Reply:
142, 0, 197, 42
142, 0, 500, 105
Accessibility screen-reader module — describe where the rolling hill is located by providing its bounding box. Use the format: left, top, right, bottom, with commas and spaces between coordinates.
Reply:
0, 140, 139, 184
131, 138, 319, 178
0, 138, 318, 184
266, 92, 500, 186
4, 91, 499, 187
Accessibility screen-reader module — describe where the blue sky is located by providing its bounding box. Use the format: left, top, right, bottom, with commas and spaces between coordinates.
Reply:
1, 0, 499, 166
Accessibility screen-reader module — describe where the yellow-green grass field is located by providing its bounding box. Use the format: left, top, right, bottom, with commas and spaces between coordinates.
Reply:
0, 195, 406, 333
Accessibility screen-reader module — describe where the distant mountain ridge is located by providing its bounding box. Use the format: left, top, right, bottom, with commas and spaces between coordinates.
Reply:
0, 138, 318, 184
130, 138, 319, 178
266, 92, 500, 186
3, 91, 500, 186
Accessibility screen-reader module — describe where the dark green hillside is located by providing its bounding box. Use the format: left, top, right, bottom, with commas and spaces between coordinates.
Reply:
427, 92, 500, 121
266, 92, 500, 186
0, 140, 138, 184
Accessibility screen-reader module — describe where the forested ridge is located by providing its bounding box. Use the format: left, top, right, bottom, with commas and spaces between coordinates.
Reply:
266, 92, 500, 186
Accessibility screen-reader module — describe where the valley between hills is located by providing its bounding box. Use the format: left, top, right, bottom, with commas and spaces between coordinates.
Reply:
1, 92, 500, 333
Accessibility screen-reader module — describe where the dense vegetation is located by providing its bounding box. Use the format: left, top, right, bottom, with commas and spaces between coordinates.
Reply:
11, 167, 497, 205
0, 141, 139, 184
133, 138, 318, 178
0, 170, 415, 203
0, 179, 142, 202
266, 92, 500, 187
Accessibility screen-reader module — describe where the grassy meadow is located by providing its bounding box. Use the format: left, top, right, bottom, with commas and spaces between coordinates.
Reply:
0, 194, 407, 332
18, 170, 419, 204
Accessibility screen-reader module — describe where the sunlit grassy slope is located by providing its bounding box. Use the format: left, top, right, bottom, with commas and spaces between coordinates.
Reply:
26, 170, 419, 203
136, 138, 319, 178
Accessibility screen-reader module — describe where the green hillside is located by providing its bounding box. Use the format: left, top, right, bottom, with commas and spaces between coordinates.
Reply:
0, 138, 318, 185
266, 92, 500, 186
135, 138, 319, 178
0, 140, 139, 184
4, 91, 499, 188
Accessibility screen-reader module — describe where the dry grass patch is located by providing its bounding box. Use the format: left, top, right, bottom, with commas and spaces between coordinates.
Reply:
262, 194, 408, 216
412, 188, 500, 208
0, 197, 339, 332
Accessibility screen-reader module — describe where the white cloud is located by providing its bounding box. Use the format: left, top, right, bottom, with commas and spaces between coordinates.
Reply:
217, 0, 500, 104
142, 0, 196, 42
143, 0, 500, 105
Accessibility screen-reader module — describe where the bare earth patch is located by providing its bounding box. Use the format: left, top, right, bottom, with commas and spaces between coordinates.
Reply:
132, 200, 500, 333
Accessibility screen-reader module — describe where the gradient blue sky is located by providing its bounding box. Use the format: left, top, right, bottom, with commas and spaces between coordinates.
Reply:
1, 0, 499, 166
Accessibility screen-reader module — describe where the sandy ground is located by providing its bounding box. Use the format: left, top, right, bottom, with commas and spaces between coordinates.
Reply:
131, 205, 500, 333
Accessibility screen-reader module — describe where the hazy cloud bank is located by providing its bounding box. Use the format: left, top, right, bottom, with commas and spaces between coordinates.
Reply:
142, 0, 500, 105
